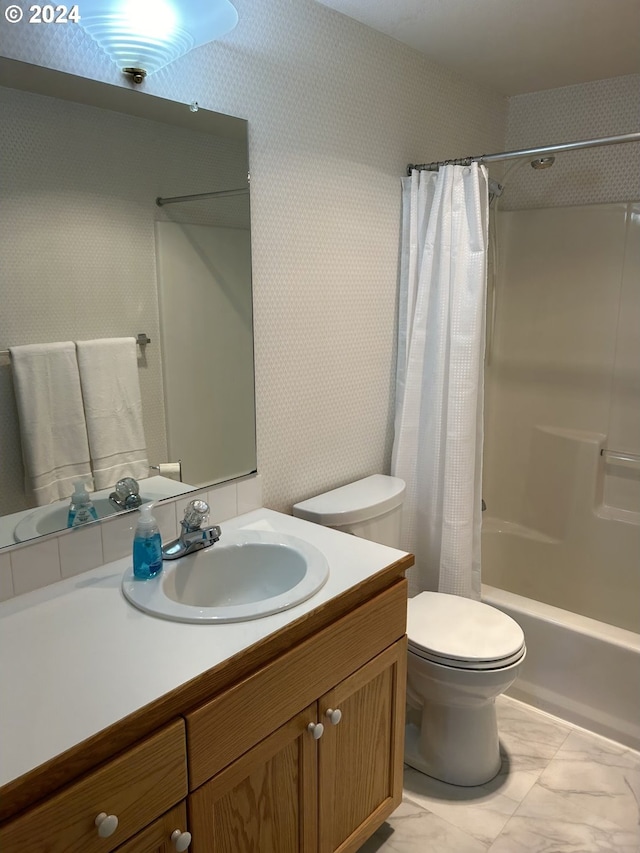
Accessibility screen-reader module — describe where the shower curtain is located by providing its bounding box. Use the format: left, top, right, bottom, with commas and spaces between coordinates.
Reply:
392, 163, 489, 599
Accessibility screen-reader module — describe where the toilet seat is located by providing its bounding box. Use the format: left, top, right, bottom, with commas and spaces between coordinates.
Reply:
407, 592, 525, 671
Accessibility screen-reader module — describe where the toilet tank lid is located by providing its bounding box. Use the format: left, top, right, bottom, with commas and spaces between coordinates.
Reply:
292, 475, 405, 527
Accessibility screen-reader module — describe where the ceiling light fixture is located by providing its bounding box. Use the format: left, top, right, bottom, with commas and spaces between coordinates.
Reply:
78, 0, 239, 84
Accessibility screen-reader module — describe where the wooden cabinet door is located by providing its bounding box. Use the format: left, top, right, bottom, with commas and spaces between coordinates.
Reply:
113, 803, 188, 853
317, 638, 407, 853
189, 705, 319, 853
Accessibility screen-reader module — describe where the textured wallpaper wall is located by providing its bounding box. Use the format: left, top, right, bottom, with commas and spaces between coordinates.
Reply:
501, 75, 640, 210
1, 0, 507, 513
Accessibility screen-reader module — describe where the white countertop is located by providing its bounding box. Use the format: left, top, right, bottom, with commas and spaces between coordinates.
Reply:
0, 508, 408, 789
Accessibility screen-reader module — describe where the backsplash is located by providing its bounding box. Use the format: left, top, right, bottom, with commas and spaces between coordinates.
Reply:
0, 474, 262, 601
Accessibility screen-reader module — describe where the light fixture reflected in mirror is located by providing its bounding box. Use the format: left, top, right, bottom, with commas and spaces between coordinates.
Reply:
78, 0, 239, 84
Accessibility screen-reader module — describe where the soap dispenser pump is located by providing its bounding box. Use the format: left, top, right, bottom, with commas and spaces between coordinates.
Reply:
67, 480, 98, 528
133, 504, 163, 579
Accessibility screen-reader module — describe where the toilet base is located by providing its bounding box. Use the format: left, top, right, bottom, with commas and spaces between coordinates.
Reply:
404, 698, 503, 787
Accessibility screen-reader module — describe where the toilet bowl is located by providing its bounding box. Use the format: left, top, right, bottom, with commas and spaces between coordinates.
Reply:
405, 591, 525, 786
293, 475, 526, 787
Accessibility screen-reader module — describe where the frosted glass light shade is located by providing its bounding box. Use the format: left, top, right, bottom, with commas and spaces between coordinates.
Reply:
78, 0, 238, 78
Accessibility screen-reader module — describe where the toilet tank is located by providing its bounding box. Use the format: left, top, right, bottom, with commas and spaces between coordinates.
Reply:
292, 475, 405, 548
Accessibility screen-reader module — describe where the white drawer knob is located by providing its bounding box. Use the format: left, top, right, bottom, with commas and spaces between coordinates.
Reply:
171, 829, 192, 851
325, 708, 342, 725
307, 721, 324, 740
95, 812, 119, 837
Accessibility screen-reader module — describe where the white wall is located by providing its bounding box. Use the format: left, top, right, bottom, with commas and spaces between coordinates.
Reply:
1, 0, 507, 513
502, 74, 640, 210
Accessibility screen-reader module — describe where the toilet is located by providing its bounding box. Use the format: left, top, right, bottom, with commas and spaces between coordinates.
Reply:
293, 474, 526, 787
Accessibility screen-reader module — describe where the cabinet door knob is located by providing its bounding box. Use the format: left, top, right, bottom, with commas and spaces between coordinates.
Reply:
94, 812, 119, 837
171, 829, 192, 851
325, 707, 342, 725
307, 721, 324, 740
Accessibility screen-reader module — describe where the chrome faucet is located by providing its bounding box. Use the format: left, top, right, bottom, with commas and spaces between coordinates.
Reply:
109, 477, 143, 511
162, 499, 221, 560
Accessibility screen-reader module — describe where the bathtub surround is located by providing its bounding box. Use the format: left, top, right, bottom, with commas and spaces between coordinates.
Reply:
393, 165, 489, 599
479, 71, 640, 772
483, 202, 640, 632
484, 82, 640, 620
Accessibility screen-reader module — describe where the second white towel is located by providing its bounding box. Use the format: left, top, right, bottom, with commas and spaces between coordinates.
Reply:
76, 338, 149, 490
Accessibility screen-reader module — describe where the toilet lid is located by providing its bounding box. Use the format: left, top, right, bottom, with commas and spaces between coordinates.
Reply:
407, 592, 525, 670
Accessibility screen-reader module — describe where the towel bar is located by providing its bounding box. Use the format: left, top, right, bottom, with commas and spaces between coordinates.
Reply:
0, 334, 151, 361
601, 449, 640, 469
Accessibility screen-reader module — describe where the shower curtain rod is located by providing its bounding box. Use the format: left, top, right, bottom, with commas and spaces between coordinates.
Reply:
156, 186, 249, 207
407, 130, 640, 174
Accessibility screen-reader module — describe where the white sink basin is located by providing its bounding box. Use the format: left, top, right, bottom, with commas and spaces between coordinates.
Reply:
121, 530, 330, 623
13, 496, 130, 542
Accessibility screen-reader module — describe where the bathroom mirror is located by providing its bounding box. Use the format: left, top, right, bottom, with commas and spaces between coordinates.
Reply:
0, 58, 257, 548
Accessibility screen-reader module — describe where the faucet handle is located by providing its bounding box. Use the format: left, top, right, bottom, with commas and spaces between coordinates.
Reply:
109, 477, 142, 510
182, 499, 210, 531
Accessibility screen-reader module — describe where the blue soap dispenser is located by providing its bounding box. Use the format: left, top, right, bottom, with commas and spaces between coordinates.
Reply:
133, 504, 163, 579
67, 480, 98, 528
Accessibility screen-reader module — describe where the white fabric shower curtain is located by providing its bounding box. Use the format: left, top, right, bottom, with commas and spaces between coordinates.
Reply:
392, 164, 489, 599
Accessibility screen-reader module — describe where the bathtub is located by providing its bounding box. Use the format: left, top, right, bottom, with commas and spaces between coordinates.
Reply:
482, 584, 640, 751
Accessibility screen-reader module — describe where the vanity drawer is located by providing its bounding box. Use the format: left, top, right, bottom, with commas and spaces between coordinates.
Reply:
186, 579, 407, 789
0, 719, 187, 853
112, 801, 189, 853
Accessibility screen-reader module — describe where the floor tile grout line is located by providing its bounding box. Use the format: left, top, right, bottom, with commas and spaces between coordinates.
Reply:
484, 751, 640, 850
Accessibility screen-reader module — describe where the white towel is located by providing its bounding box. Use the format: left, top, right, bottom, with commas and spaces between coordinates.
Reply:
76, 338, 149, 490
9, 342, 93, 506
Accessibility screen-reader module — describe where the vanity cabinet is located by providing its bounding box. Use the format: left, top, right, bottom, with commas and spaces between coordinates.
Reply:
0, 571, 409, 853
186, 584, 407, 853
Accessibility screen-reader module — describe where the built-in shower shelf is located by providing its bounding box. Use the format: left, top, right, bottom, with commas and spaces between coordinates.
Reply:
596, 504, 640, 526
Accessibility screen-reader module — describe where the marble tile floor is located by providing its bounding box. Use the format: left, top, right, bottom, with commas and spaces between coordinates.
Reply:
358, 696, 640, 853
